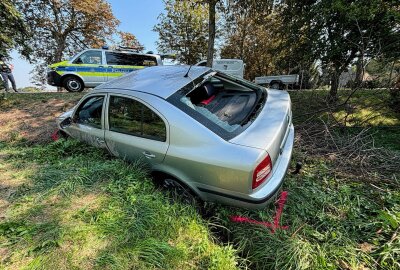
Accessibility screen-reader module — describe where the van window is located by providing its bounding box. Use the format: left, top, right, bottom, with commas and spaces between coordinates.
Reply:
108, 96, 166, 141
73, 51, 102, 65
105, 52, 157, 66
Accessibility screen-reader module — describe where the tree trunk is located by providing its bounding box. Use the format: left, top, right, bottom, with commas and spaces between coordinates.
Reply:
355, 58, 363, 87
206, 0, 217, 67
329, 69, 339, 102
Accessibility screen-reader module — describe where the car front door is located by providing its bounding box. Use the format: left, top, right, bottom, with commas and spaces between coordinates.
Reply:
104, 94, 169, 167
71, 50, 105, 87
66, 95, 107, 148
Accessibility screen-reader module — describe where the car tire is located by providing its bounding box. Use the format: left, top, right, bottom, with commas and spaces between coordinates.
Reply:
63, 76, 84, 92
270, 82, 281, 90
162, 178, 198, 205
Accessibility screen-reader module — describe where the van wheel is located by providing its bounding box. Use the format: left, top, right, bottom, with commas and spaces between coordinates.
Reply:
63, 76, 84, 92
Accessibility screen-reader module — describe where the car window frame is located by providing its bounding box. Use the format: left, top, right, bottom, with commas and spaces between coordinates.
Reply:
105, 93, 168, 142
72, 94, 107, 129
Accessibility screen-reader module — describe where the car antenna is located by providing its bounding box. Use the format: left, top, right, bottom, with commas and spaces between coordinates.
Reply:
184, 65, 193, 78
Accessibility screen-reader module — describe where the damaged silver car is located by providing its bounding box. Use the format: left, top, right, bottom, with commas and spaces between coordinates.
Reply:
56, 66, 294, 209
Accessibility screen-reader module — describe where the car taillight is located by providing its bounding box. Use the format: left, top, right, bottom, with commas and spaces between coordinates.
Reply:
252, 154, 272, 189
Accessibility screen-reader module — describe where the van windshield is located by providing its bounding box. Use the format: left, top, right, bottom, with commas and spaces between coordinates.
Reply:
167, 72, 266, 140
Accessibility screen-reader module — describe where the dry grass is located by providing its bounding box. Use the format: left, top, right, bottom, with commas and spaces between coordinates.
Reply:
0, 93, 83, 144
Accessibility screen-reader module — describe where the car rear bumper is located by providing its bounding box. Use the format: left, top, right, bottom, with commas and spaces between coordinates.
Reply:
197, 124, 294, 209
47, 71, 62, 86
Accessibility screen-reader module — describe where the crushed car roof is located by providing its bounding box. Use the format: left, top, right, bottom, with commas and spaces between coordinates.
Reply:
94, 65, 211, 99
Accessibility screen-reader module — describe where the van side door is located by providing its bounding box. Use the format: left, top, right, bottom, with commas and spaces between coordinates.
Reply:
104, 52, 158, 81
71, 50, 106, 87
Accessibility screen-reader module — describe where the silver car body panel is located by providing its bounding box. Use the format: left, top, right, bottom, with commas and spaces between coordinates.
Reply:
96, 65, 211, 99
57, 66, 294, 209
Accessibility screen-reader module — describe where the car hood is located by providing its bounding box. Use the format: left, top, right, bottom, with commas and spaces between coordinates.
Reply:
50, 60, 69, 68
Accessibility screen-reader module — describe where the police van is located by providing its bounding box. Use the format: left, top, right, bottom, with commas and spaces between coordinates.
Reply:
47, 48, 163, 92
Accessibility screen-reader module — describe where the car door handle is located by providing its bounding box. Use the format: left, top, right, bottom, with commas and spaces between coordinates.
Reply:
142, 151, 156, 159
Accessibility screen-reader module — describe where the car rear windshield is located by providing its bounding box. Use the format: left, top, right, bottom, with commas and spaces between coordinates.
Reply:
167, 71, 266, 140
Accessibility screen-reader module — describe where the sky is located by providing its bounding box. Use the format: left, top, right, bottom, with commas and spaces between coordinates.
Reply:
10, 0, 165, 88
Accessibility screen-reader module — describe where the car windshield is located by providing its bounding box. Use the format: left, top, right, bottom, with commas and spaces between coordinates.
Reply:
167, 71, 266, 140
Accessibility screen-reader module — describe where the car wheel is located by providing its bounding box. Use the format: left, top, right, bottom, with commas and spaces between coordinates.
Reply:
63, 76, 84, 92
270, 82, 281, 90
162, 178, 198, 205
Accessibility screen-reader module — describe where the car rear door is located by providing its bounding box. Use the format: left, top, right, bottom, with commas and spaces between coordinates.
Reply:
104, 94, 169, 167
66, 94, 107, 148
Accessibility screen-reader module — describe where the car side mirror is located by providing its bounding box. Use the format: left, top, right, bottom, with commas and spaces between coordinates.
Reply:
75, 58, 83, 64
60, 117, 72, 128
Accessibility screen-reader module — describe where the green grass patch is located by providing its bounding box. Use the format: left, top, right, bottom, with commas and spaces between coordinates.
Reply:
1, 139, 399, 269
290, 89, 400, 126
0, 140, 240, 269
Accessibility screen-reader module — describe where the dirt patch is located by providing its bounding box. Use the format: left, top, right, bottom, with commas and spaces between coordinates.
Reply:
0, 93, 83, 144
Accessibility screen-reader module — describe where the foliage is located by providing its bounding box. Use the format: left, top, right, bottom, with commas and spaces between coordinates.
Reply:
220, 1, 284, 80
117, 31, 145, 52
0, 0, 30, 57
16, 0, 120, 85
154, 0, 209, 64
278, 0, 400, 99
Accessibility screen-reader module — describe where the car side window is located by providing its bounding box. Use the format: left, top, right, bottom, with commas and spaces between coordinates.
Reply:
74, 96, 104, 129
109, 96, 166, 142
73, 51, 102, 65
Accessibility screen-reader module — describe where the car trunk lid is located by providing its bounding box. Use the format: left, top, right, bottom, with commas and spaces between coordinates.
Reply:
229, 89, 292, 164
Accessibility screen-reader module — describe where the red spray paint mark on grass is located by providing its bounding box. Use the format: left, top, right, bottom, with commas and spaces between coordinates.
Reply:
230, 191, 289, 233
51, 129, 60, 141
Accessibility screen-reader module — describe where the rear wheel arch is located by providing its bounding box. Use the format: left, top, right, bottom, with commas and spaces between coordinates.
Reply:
151, 170, 201, 199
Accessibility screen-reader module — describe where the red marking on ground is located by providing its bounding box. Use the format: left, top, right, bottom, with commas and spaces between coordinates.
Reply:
51, 129, 59, 141
230, 191, 289, 233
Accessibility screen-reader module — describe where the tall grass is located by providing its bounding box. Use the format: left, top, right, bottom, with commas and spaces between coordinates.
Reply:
0, 140, 240, 269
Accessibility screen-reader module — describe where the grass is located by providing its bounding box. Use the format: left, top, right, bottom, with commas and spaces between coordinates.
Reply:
0, 140, 240, 269
290, 88, 400, 127
1, 89, 399, 269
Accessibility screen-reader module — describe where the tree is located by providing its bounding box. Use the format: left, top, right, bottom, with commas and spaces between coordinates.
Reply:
17, 0, 119, 85
206, 0, 219, 67
117, 31, 144, 52
154, 0, 209, 64
221, 1, 285, 80
278, 0, 400, 100
0, 0, 30, 57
